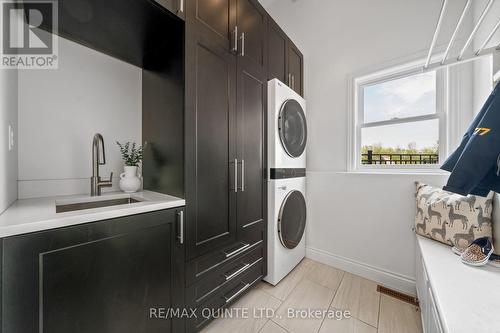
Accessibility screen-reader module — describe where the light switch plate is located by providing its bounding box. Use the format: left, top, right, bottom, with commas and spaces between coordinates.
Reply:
8, 125, 14, 151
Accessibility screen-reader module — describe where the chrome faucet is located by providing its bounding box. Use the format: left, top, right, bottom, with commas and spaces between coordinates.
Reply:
91, 133, 113, 196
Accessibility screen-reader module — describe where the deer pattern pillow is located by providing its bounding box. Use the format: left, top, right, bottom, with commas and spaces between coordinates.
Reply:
415, 182, 494, 248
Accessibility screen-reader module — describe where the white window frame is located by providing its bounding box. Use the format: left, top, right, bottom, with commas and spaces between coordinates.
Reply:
347, 58, 448, 172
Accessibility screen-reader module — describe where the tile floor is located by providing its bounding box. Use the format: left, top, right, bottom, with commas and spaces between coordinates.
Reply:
201, 258, 422, 333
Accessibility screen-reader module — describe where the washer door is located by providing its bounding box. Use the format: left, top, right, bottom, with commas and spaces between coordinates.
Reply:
278, 99, 307, 158
278, 190, 306, 249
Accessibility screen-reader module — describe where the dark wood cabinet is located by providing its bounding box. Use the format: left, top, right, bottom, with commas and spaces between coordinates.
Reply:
153, 0, 185, 19
183, 1, 268, 330
236, 0, 267, 73
267, 18, 304, 96
236, 69, 266, 235
288, 42, 303, 96
185, 0, 267, 262
185, 0, 238, 260
188, 0, 235, 48
1, 208, 185, 333
267, 18, 288, 85
235, 0, 267, 238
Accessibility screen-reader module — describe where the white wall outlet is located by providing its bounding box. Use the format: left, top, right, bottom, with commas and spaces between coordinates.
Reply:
8, 125, 14, 151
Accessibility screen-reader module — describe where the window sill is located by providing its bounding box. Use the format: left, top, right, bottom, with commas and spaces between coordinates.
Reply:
340, 169, 450, 176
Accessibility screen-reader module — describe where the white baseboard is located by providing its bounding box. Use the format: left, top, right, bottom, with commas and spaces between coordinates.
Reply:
306, 246, 416, 296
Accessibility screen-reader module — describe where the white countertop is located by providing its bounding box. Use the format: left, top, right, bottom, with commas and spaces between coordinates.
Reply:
418, 236, 500, 333
0, 191, 185, 238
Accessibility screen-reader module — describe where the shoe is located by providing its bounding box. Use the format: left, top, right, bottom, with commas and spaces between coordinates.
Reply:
451, 245, 465, 256
460, 237, 494, 267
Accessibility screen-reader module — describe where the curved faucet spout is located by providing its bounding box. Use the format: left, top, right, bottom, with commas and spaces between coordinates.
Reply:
93, 133, 106, 166
91, 133, 113, 196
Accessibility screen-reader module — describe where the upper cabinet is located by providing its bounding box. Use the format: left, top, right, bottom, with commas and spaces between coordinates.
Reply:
37, 0, 184, 68
189, 0, 234, 48
236, 0, 267, 73
267, 19, 288, 85
267, 18, 304, 96
288, 42, 303, 96
153, 0, 185, 19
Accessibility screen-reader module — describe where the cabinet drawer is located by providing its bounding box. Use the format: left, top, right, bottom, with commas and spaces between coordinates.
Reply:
188, 260, 264, 332
186, 225, 264, 286
187, 244, 264, 306
428, 287, 444, 333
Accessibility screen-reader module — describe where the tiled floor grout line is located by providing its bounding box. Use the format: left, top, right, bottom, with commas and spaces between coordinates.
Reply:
315, 270, 346, 333
254, 288, 285, 333
269, 318, 291, 332
267, 260, 336, 333
203, 259, 422, 333
269, 262, 310, 330
376, 294, 383, 333
256, 319, 269, 333
377, 294, 382, 332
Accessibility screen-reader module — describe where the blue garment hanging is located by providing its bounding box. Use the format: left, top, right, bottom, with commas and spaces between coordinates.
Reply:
441, 82, 500, 196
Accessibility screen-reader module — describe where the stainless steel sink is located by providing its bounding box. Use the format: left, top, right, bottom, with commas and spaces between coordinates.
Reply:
56, 197, 142, 213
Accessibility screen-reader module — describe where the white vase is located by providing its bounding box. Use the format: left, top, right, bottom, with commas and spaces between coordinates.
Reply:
119, 166, 142, 193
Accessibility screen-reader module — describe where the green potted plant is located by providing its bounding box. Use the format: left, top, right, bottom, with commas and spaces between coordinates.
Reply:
116, 141, 144, 193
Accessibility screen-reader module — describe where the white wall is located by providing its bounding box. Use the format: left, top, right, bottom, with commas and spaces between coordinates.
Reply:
472, 0, 500, 114
18, 37, 142, 199
0, 69, 18, 213
494, 54, 500, 75
261, 0, 477, 293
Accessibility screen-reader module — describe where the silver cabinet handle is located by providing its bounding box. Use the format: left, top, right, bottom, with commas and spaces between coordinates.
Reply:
223, 283, 251, 303
291, 75, 295, 90
177, 210, 184, 244
223, 242, 250, 258
288, 73, 292, 86
178, 0, 184, 13
224, 263, 250, 281
233, 158, 238, 192
231, 26, 238, 53
239, 32, 245, 57
241, 159, 245, 192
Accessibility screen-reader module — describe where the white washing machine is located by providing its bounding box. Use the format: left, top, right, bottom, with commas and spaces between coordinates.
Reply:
268, 79, 307, 172
264, 176, 307, 285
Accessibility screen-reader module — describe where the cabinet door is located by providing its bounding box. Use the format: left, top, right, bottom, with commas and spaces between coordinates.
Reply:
2, 209, 184, 333
187, 0, 236, 49
235, 0, 266, 243
236, 0, 267, 74
288, 42, 303, 96
186, 4, 238, 260
236, 67, 266, 239
267, 18, 288, 84
428, 288, 443, 333
153, 0, 185, 19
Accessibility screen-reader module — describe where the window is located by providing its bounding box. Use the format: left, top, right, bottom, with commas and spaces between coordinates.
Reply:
350, 62, 447, 171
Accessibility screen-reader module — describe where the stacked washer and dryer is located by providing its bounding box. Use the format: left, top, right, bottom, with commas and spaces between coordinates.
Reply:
264, 79, 307, 285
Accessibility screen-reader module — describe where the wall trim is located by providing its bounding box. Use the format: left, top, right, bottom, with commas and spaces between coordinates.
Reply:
306, 246, 416, 296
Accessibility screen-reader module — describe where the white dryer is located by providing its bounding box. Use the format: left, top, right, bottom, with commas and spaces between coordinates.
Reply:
264, 176, 306, 285
268, 79, 307, 171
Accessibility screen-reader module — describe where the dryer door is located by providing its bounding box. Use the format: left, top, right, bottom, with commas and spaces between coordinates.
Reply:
278, 190, 306, 249
278, 99, 307, 158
